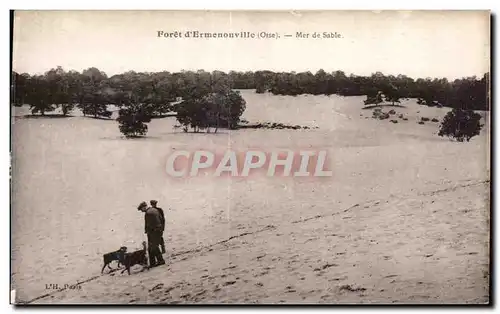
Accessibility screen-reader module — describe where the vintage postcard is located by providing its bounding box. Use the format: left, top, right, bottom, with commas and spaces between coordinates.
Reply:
10, 10, 490, 304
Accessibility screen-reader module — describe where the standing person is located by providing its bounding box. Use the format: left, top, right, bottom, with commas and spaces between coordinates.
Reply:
150, 200, 166, 254
138, 201, 165, 267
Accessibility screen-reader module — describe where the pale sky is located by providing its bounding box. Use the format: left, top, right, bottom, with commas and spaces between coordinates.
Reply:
12, 10, 490, 80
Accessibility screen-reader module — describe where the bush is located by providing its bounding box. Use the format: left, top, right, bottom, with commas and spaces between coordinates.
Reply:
388, 109, 396, 115
418, 121, 425, 125
431, 118, 439, 122
438, 108, 483, 142
82, 103, 112, 119
421, 117, 430, 122
390, 119, 398, 123
378, 113, 390, 120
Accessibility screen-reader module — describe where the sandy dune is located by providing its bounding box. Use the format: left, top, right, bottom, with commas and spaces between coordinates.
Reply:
11, 91, 490, 304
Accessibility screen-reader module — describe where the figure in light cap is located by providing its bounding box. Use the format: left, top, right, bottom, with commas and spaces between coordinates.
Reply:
150, 200, 166, 254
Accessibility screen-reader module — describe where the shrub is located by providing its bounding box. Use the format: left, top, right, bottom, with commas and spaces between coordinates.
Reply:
378, 113, 390, 120
418, 121, 425, 125
431, 118, 439, 122
390, 119, 398, 123
438, 108, 483, 142
388, 109, 396, 115
82, 103, 112, 119
421, 117, 430, 122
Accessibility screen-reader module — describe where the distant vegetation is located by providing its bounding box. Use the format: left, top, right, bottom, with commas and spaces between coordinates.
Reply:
11, 67, 489, 137
254, 70, 489, 111
11, 67, 247, 136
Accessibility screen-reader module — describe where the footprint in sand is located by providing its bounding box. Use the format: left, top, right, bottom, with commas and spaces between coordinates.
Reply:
285, 285, 297, 293
339, 284, 366, 293
149, 284, 164, 292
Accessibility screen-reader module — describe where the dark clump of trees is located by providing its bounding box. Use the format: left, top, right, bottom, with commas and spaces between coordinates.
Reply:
13, 68, 489, 114
11, 67, 249, 137
174, 84, 246, 133
117, 104, 152, 138
438, 108, 484, 142
259, 70, 489, 111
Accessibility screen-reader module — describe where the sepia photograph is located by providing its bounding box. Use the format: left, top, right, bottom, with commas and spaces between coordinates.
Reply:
10, 10, 491, 304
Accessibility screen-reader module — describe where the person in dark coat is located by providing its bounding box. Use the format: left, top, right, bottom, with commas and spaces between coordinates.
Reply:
150, 200, 166, 254
138, 201, 165, 267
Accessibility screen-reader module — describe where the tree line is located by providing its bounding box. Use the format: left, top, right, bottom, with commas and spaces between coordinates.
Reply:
12, 67, 489, 114
11, 67, 489, 137
255, 70, 489, 111
11, 67, 248, 136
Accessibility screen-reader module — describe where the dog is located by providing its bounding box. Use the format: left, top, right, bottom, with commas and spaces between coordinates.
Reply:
101, 246, 127, 274
121, 241, 149, 275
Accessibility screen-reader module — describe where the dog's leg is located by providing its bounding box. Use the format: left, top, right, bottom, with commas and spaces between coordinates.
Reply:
101, 263, 108, 274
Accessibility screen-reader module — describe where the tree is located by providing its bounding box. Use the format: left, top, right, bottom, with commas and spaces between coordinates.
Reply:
43, 66, 77, 116
207, 89, 246, 131
12, 72, 30, 106
383, 84, 401, 106
363, 90, 383, 106
174, 87, 246, 133
255, 71, 274, 94
26, 75, 55, 115
117, 103, 152, 138
438, 108, 484, 142
175, 98, 209, 133
78, 67, 111, 118
61, 69, 83, 116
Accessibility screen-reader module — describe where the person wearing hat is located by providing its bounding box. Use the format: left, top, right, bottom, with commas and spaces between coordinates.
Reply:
150, 200, 166, 254
137, 201, 148, 211
138, 201, 165, 267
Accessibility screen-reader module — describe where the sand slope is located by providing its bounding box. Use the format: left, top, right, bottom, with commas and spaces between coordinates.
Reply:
11, 91, 490, 304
